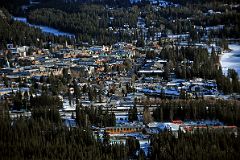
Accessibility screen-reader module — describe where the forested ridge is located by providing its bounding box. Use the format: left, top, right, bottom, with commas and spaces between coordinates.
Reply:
144, 5, 240, 38
0, 9, 71, 48
168, 0, 240, 5
27, 6, 139, 44
22, 0, 240, 45
0, 0, 28, 15
1, 0, 240, 44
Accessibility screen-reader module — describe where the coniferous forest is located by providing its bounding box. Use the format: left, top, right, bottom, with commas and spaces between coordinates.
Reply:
0, 0, 240, 160
150, 131, 240, 160
0, 9, 72, 49
0, 116, 240, 160
0, 117, 128, 160
150, 99, 240, 126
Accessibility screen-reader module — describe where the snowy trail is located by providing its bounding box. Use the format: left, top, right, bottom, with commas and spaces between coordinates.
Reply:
220, 44, 240, 77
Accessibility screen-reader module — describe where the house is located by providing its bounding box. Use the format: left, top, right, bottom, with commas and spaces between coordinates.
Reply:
105, 126, 143, 134
63, 118, 77, 128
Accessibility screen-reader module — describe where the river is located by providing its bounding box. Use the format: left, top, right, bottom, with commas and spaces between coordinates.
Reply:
13, 17, 75, 38
220, 44, 240, 77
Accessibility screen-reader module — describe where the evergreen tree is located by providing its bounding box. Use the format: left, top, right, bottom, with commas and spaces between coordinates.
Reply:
128, 106, 138, 122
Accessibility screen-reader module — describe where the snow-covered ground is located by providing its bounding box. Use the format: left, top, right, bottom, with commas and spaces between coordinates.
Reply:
220, 44, 240, 77
13, 17, 75, 37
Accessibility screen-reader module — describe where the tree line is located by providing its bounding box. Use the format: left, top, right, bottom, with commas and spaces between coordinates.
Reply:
150, 131, 240, 160
0, 116, 130, 160
0, 9, 71, 49
149, 99, 240, 126
27, 5, 139, 44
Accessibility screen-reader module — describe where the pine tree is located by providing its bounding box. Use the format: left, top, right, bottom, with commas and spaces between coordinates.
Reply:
143, 106, 153, 124
128, 106, 138, 122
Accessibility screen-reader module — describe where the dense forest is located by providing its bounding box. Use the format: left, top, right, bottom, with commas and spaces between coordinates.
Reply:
0, 117, 130, 160
168, 0, 240, 5
0, 0, 28, 15
150, 131, 240, 160
143, 3, 240, 38
0, 9, 71, 49
22, 0, 240, 45
27, 6, 139, 44
148, 99, 240, 126
1, 0, 240, 44
40, 0, 132, 7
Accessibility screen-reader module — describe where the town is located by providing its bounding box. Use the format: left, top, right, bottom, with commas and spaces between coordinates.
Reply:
0, 0, 240, 159
1, 31, 239, 156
